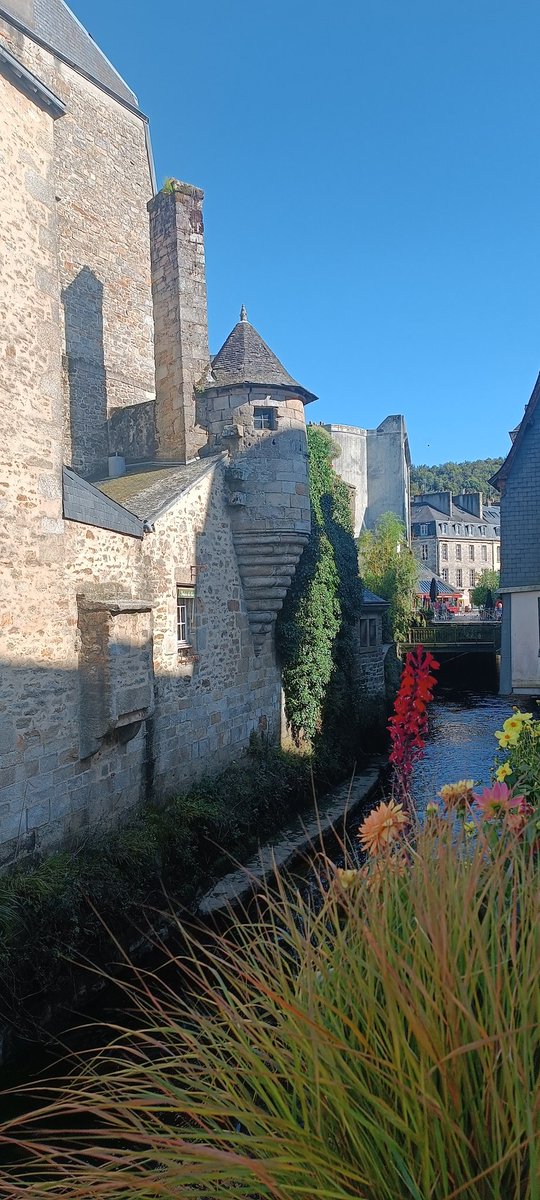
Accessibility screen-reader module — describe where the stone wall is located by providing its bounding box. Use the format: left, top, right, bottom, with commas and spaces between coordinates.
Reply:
325, 417, 410, 539
0, 459, 282, 866
148, 183, 209, 463
0, 18, 156, 478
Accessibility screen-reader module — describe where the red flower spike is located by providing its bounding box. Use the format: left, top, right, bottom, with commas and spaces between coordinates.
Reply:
388, 646, 439, 803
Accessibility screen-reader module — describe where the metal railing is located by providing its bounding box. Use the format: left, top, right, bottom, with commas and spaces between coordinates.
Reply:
406, 623, 501, 650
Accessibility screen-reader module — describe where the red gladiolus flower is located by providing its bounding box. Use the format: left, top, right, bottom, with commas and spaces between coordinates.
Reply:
388, 646, 439, 804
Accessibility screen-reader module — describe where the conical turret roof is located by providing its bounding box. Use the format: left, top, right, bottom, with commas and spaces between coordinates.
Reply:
207, 308, 317, 404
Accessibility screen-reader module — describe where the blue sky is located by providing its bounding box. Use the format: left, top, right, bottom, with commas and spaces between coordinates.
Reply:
73, 0, 540, 465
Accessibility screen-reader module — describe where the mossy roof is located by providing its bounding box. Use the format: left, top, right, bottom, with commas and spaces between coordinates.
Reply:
95, 457, 222, 522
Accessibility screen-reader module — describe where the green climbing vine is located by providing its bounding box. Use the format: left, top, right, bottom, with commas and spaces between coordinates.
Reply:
276, 426, 364, 743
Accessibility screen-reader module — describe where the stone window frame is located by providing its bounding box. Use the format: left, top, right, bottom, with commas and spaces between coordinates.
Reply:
441, 542, 448, 561
456, 568, 463, 588
177, 585, 196, 652
469, 569, 475, 587
469, 544, 475, 561
253, 406, 277, 432
442, 567, 449, 583
456, 544, 462, 561
481, 544, 488, 562
421, 543, 429, 560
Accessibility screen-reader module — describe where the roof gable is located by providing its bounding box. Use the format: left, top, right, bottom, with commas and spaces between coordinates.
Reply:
1, 0, 139, 107
490, 372, 540, 491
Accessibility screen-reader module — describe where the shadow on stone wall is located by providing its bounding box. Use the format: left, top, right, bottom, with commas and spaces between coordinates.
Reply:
62, 268, 155, 479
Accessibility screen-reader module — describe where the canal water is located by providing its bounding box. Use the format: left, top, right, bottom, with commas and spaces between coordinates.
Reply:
410, 686, 514, 817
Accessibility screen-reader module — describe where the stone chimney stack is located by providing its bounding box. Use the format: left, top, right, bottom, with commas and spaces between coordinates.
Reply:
148, 181, 209, 462
418, 490, 453, 518
454, 491, 483, 520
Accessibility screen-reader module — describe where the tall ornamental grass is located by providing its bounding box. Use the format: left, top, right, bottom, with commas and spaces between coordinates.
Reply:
1, 821, 538, 1199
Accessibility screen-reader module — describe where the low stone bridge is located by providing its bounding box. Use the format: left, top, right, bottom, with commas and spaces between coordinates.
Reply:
402, 622, 502, 657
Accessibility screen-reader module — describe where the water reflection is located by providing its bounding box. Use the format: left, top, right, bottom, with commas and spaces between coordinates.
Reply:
411, 690, 513, 816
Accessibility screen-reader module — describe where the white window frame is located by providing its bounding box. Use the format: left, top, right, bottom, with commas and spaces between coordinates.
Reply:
421, 543, 429, 560
419, 523, 429, 536
442, 567, 449, 583
469, 544, 475, 561
456, 544, 462, 561
441, 542, 448, 561
469, 570, 475, 587
177, 586, 195, 650
456, 568, 463, 588
481, 544, 487, 562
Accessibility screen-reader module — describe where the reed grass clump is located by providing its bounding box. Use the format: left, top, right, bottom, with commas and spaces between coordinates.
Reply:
1, 820, 538, 1199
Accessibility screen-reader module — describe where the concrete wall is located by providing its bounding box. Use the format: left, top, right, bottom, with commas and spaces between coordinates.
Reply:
321, 425, 368, 539
325, 417, 410, 539
365, 416, 410, 539
508, 590, 540, 694
0, 18, 156, 479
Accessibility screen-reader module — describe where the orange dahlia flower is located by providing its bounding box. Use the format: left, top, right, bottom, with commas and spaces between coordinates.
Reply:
357, 799, 408, 856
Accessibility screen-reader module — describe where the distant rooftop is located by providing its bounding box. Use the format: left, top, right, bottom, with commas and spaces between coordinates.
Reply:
1, 0, 139, 107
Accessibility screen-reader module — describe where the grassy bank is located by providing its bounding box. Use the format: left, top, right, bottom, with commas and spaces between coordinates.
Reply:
0, 735, 372, 1040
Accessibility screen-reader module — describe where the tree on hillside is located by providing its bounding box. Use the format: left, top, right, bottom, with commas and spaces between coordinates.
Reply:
358, 513, 418, 643
410, 458, 503, 499
471, 570, 500, 608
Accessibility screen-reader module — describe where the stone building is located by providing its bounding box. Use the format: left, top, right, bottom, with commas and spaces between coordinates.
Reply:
411, 492, 500, 606
490, 376, 540, 695
323, 416, 411, 540
0, 1, 316, 865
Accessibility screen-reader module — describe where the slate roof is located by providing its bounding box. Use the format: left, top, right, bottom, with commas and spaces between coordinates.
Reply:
361, 588, 388, 607
1, 0, 139, 107
95, 456, 222, 523
416, 566, 462, 597
411, 499, 500, 537
490, 372, 540, 491
206, 310, 317, 405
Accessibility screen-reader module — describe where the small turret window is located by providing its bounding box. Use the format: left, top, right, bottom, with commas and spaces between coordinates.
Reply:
253, 407, 276, 431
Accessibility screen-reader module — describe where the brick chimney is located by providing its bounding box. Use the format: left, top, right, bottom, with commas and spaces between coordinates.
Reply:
148, 181, 209, 462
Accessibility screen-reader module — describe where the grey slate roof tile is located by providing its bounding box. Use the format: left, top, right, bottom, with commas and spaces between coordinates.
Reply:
207, 313, 317, 404
95, 456, 223, 522
63, 467, 144, 537
1, 0, 139, 106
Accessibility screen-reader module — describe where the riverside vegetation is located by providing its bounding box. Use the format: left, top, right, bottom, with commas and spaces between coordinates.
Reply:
1, 651, 538, 1198
0, 425, 378, 1036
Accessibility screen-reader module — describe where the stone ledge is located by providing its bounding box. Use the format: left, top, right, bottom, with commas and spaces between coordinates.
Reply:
198, 759, 385, 917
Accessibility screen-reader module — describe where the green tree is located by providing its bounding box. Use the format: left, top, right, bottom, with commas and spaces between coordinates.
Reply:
276, 427, 364, 743
471, 569, 500, 608
410, 458, 503, 500
358, 513, 418, 643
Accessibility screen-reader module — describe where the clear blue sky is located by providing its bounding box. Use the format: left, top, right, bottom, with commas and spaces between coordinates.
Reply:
72, 0, 540, 466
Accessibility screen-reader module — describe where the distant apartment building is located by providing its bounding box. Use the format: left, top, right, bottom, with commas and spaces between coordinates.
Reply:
323, 416, 411, 540
411, 491, 500, 605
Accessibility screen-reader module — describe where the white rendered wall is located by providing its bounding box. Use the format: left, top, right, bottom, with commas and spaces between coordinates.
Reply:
510, 590, 540, 694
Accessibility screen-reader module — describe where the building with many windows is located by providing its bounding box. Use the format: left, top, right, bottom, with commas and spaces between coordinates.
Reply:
411, 492, 500, 606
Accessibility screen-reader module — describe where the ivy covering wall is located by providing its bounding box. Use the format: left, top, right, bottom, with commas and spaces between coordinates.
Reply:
276, 426, 365, 744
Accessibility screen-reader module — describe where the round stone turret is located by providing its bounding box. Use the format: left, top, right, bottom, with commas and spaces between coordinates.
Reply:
197, 311, 317, 652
